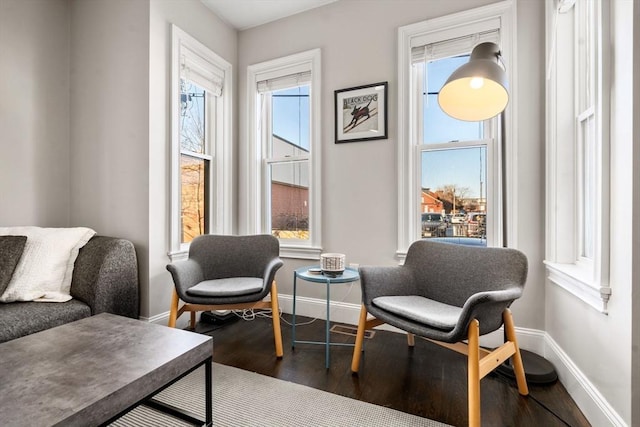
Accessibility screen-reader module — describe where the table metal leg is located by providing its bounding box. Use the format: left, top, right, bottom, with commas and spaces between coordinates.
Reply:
325, 278, 330, 369
141, 358, 213, 427
290, 269, 360, 370
205, 358, 212, 426
292, 275, 297, 349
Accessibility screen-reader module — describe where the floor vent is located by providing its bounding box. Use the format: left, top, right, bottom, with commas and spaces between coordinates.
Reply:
330, 324, 375, 339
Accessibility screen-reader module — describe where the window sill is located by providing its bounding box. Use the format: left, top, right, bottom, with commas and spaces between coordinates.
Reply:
279, 244, 322, 260
168, 249, 189, 263
544, 261, 610, 314
169, 243, 323, 262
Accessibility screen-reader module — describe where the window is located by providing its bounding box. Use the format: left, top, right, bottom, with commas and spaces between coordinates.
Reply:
246, 49, 321, 259
180, 81, 210, 243
545, 0, 611, 312
397, 2, 514, 256
169, 25, 233, 260
265, 85, 310, 240
417, 54, 492, 244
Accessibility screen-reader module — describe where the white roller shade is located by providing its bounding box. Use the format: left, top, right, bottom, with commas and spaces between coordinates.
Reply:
181, 45, 224, 96
411, 28, 500, 64
257, 71, 311, 93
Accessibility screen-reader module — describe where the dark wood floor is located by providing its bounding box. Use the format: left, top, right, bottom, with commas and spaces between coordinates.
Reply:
195, 313, 590, 427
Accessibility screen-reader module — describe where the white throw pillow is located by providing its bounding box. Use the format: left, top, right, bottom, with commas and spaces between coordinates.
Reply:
0, 226, 96, 303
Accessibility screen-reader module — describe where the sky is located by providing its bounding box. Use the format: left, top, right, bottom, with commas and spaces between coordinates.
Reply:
272, 86, 310, 150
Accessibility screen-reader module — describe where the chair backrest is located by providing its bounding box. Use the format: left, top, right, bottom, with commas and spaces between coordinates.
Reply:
189, 234, 280, 280
404, 240, 527, 308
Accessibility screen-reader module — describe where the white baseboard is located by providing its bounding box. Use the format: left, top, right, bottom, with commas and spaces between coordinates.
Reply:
140, 311, 193, 330
543, 333, 627, 427
278, 294, 360, 325
145, 293, 625, 426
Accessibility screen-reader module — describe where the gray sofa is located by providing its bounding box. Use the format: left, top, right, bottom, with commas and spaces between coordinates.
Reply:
0, 236, 139, 343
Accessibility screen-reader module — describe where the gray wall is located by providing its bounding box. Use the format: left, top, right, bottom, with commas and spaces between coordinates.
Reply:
0, 0, 70, 227
237, 0, 547, 331
70, 0, 237, 319
1, 0, 237, 320
69, 0, 151, 316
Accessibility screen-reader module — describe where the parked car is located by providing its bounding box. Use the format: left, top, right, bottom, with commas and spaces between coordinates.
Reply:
421, 212, 447, 237
466, 212, 486, 238
465, 212, 485, 222
450, 213, 466, 224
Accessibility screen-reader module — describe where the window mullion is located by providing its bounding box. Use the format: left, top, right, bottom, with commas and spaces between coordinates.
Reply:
266, 156, 310, 164
418, 139, 492, 151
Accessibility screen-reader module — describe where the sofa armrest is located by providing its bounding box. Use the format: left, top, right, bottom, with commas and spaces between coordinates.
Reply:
70, 236, 139, 318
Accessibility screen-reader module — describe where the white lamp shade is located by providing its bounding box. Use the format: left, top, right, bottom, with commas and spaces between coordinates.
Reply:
438, 42, 508, 121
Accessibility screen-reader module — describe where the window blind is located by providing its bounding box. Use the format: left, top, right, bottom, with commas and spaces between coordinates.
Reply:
411, 28, 500, 64
257, 71, 311, 93
181, 45, 224, 96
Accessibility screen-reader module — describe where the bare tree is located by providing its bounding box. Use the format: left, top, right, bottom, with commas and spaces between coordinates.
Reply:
438, 184, 471, 213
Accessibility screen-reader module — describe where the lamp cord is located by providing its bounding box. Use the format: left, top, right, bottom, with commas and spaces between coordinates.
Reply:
528, 393, 574, 427
200, 281, 357, 330
501, 109, 508, 247
491, 373, 574, 427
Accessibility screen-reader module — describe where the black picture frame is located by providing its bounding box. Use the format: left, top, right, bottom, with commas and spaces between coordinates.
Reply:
334, 81, 388, 143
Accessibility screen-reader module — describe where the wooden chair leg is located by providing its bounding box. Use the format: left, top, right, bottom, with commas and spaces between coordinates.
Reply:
407, 333, 415, 347
270, 281, 284, 358
351, 305, 368, 373
503, 309, 529, 395
467, 319, 481, 427
168, 289, 180, 328
190, 311, 196, 330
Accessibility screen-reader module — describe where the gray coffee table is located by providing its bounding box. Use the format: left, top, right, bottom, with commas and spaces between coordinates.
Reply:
0, 313, 213, 426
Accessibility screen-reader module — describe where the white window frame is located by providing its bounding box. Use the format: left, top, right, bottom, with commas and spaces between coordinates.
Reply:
397, 1, 516, 257
169, 25, 233, 261
246, 49, 322, 259
545, 0, 611, 313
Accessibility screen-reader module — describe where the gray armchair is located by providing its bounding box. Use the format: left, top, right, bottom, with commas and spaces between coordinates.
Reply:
351, 240, 529, 427
166, 234, 284, 358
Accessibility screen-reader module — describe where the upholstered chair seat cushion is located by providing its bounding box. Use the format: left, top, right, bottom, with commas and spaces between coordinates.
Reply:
186, 277, 263, 297
373, 295, 462, 331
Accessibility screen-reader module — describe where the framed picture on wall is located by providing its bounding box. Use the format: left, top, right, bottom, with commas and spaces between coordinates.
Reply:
334, 82, 388, 143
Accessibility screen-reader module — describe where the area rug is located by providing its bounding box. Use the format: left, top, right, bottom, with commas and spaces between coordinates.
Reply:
110, 363, 451, 426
